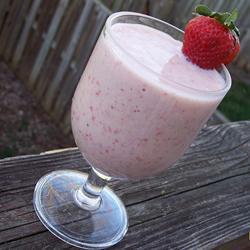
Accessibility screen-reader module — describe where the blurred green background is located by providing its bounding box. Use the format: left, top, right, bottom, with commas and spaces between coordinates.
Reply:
219, 81, 250, 121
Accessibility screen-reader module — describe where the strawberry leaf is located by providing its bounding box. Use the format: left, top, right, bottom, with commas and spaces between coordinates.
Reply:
225, 9, 238, 24
194, 5, 240, 37
211, 12, 227, 22
223, 9, 239, 36
219, 13, 231, 23
195, 5, 212, 16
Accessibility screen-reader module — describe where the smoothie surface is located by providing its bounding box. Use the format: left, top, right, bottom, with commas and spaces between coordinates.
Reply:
111, 23, 225, 92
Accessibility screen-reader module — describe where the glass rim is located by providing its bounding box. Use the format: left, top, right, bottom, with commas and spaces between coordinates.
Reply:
105, 11, 231, 97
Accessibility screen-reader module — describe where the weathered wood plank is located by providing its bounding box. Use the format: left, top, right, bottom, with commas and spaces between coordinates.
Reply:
122, 0, 133, 11
12, 0, 42, 69
16, 0, 60, 84
61, 109, 71, 134
0, 122, 250, 249
0, 0, 24, 55
118, 175, 250, 250
43, 0, 94, 112
3, 0, 32, 62
94, 0, 113, 14
149, 0, 174, 20
34, 0, 85, 102
130, 0, 147, 13
99, 0, 115, 9
28, 0, 69, 88
229, 64, 250, 85
0, 0, 11, 37
111, 0, 124, 12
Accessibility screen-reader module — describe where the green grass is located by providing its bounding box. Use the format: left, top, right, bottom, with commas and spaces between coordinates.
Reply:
219, 81, 250, 121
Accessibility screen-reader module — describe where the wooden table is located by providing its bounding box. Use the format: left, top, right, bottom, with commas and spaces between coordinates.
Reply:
1, 121, 250, 249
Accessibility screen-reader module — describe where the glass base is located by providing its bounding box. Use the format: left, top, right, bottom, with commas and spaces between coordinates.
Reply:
33, 170, 128, 249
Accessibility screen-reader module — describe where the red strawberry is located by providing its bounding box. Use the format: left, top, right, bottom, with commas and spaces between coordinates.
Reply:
182, 5, 240, 69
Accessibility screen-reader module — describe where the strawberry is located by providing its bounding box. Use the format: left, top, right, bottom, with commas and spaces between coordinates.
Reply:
182, 5, 240, 69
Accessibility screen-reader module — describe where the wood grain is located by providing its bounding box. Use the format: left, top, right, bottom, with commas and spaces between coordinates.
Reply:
34, 0, 85, 101
2, 0, 32, 62
43, 0, 95, 112
12, 0, 42, 69
0, 122, 250, 249
28, 0, 69, 88
16, 0, 60, 83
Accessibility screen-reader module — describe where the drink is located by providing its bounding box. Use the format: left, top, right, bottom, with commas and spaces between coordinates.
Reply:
71, 23, 229, 179
34, 12, 231, 249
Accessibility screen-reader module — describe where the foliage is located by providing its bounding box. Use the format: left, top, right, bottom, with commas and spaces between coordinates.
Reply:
219, 81, 250, 121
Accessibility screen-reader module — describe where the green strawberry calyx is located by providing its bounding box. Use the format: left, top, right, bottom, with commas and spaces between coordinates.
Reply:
194, 4, 240, 37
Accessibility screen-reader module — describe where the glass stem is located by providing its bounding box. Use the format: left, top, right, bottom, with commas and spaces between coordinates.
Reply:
74, 168, 111, 210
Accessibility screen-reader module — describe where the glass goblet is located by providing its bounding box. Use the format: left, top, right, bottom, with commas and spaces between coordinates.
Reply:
33, 12, 231, 249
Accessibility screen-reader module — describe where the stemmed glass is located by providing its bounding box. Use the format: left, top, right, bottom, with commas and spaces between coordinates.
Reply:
33, 12, 231, 249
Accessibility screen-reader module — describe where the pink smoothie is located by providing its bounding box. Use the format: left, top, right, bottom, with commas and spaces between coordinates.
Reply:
71, 22, 230, 179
